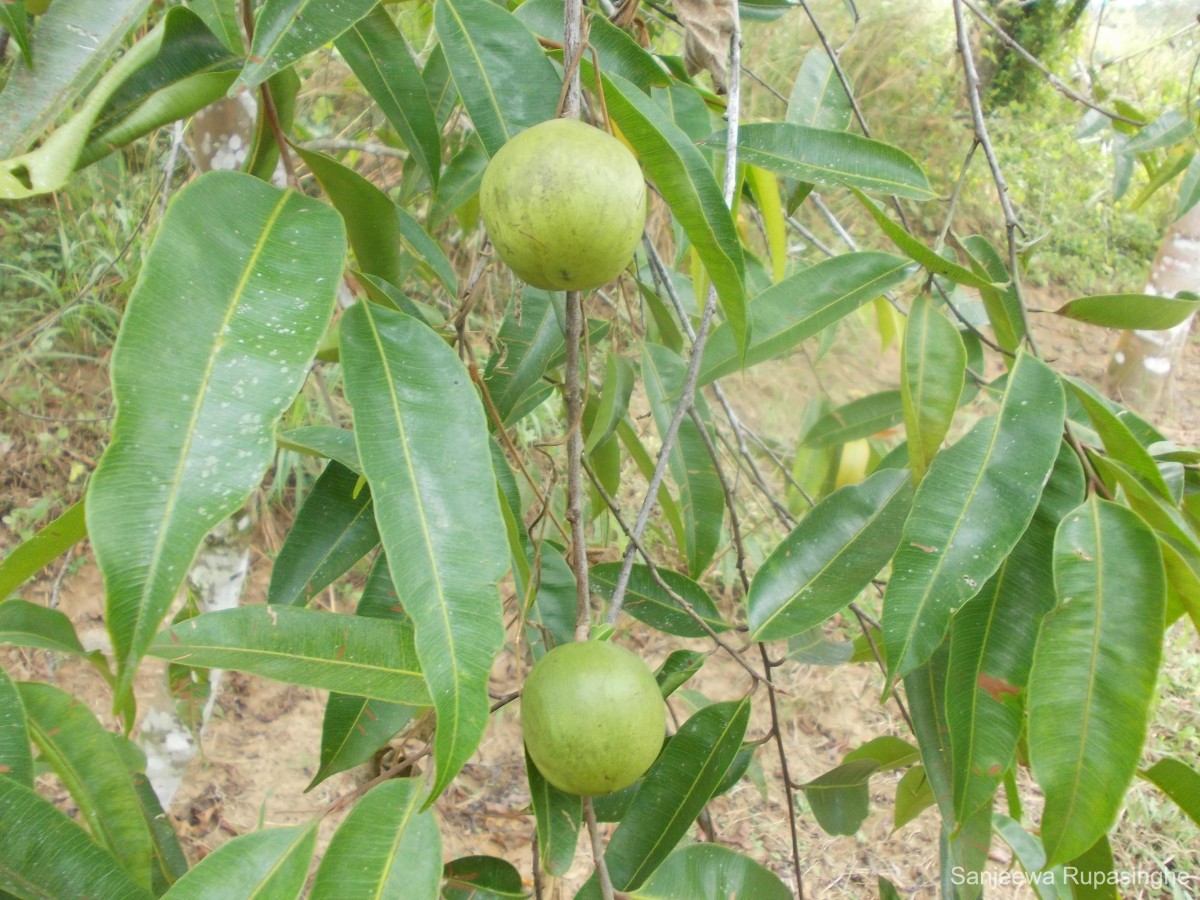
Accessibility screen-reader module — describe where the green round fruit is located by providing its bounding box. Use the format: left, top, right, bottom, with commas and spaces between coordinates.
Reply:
480, 118, 647, 292
521, 640, 665, 796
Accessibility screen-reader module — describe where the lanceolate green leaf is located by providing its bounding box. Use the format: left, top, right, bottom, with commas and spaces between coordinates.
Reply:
434, 0, 561, 157
483, 290, 565, 426
310, 779, 441, 899
0, 0, 155, 158
87, 172, 344, 705
149, 606, 429, 705
902, 296, 966, 484
185, 0, 243, 52
727, 123, 935, 200
1029, 497, 1166, 867
0, 599, 89, 656
959, 235, 1024, 355
787, 49, 853, 131
267, 460, 379, 608
1068, 378, 1173, 500
631, 844, 793, 899
341, 301, 510, 803
235, 0, 377, 91
0, 2, 32, 68
800, 758, 877, 836
335, 6, 442, 188
526, 752, 582, 877
1054, 293, 1200, 330
883, 351, 1065, 681
580, 697, 751, 896
1141, 758, 1200, 827
162, 824, 317, 899
700, 252, 913, 385
643, 344, 724, 577
946, 445, 1085, 825
277, 426, 362, 474
0, 499, 85, 601
590, 562, 730, 637
749, 468, 912, 641
18, 682, 153, 889
585, 352, 636, 454
851, 188, 999, 290
602, 71, 748, 357
0, 668, 33, 788
0, 777, 153, 900
801, 390, 905, 448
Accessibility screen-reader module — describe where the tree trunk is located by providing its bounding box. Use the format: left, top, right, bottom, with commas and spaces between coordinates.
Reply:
1105, 203, 1200, 415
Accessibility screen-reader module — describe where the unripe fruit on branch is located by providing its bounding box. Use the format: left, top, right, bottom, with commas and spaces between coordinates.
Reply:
480, 118, 647, 292
520, 640, 665, 796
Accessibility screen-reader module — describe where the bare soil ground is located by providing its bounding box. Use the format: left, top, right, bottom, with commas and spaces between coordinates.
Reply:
2, 294, 1198, 898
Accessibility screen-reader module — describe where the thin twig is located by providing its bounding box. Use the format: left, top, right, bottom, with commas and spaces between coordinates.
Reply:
848, 602, 913, 731
298, 139, 410, 160
759, 643, 805, 900
960, 0, 1146, 127
240, 0, 298, 189
585, 799, 615, 900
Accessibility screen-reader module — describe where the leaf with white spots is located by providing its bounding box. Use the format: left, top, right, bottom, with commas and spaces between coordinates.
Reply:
87, 171, 345, 705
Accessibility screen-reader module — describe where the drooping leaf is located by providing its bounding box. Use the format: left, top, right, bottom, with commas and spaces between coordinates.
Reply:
643, 344, 724, 577
901, 296, 966, 484
801, 390, 905, 448
579, 697, 752, 897
267, 460, 379, 608
131, 771, 189, 894
162, 824, 317, 899
992, 815, 1072, 900
1029, 498, 1166, 867
335, 6, 441, 188
245, 68, 301, 182
149, 605, 429, 704
946, 445, 1084, 825
748, 468, 912, 641
1124, 110, 1192, 155
591, 562, 730, 637
602, 71, 748, 357
310, 779, 441, 899
482, 290, 565, 426
893, 766, 936, 830
1054, 293, 1200, 331
235, 0, 377, 91
443, 856, 525, 899
0, 777, 153, 900
0, 499, 86, 602
341, 301, 510, 803
1067, 377, 1172, 500
0, 0, 155, 158
87, 172, 344, 705
18, 682, 153, 888
1141, 757, 1200, 827
801, 759, 877, 836
434, 0, 560, 157
1065, 835, 1119, 900
851, 188, 998, 290
585, 352, 636, 454
958, 235, 1024, 354
618, 419, 686, 552
883, 351, 1065, 681
725, 123, 935, 200
0, 668, 33, 788
630, 844, 792, 899
700, 252, 913, 384
746, 165, 788, 283
526, 752, 582, 877
278, 425, 362, 473
0, 599, 88, 657
430, 137, 488, 226
654, 649, 708, 698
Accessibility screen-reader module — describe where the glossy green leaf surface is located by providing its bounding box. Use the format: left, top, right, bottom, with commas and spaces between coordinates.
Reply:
801, 758, 877, 835
1141, 757, 1200, 827
591, 562, 730, 637
131, 771, 188, 894
162, 824, 317, 899
1068, 378, 1173, 499
654, 649, 708, 698
18, 682, 152, 888
749, 468, 912, 640
443, 856, 525, 899
579, 697, 751, 896
585, 353, 636, 454
0, 500, 85, 602
700, 252, 913, 385
185, 0, 242, 52
277, 426, 362, 474
311, 779, 441, 899
150, 606, 429, 705
603, 71, 747, 357
483, 290, 564, 426
643, 344, 724, 577
1029, 498, 1165, 867
0, 0, 154, 157
893, 766, 936, 829
801, 390, 905, 448
341, 301, 509, 802
630, 844, 792, 899
901, 296, 966, 484
526, 752, 582, 877
235, 0, 377, 90
1054, 293, 1200, 330
883, 351, 1065, 681
852, 188, 997, 289
86, 172, 343, 704
434, 0, 560, 157
0, 777, 152, 900
336, 6, 441, 188
728, 122, 935, 200
946, 445, 1084, 824
0, 599, 88, 656
268, 461, 379, 608
959, 235, 1024, 354
0, 668, 32, 788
